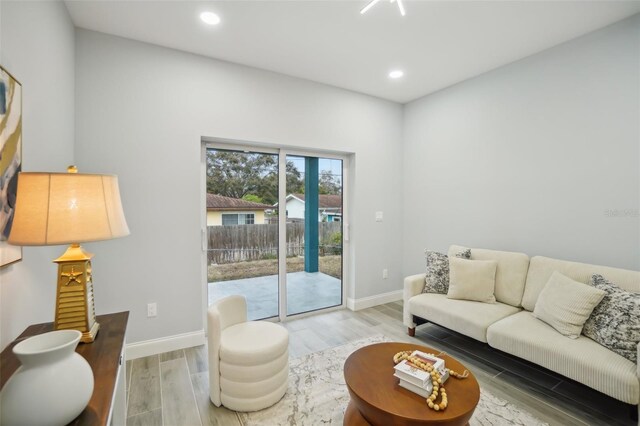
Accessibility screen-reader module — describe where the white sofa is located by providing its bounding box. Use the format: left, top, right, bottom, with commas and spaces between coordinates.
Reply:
403, 245, 640, 409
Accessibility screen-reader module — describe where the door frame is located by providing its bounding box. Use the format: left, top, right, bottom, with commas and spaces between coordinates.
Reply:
201, 139, 350, 326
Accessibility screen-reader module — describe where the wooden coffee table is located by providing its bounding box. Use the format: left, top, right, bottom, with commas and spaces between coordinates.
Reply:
343, 342, 480, 426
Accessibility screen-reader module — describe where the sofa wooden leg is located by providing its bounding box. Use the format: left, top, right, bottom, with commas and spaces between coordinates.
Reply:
408, 327, 415, 337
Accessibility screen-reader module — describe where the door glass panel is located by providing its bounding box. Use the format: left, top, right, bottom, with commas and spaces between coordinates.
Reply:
206, 148, 279, 320
285, 155, 343, 316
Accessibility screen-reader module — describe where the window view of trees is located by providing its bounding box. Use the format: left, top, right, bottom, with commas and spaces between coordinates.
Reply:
206, 150, 341, 205
319, 170, 341, 195
206, 149, 344, 302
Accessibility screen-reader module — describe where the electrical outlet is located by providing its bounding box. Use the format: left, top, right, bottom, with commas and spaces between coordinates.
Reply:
382, 269, 388, 279
375, 211, 383, 222
147, 303, 157, 318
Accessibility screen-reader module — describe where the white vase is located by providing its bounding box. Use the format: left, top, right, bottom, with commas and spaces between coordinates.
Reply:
0, 330, 94, 426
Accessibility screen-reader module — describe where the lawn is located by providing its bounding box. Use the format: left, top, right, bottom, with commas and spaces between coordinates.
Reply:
208, 255, 342, 282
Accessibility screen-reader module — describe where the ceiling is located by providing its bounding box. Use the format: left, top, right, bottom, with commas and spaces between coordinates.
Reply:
64, 1, 640, 103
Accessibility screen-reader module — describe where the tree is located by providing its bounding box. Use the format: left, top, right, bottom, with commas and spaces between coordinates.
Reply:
318, 170, 341, 195
206, 150, 277, 201
242, 194, 264, 204
285, 161, 305, 195
206, 150, 304, 205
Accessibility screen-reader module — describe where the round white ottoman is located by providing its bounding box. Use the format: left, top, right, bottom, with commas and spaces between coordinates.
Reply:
219, 321, 289, 412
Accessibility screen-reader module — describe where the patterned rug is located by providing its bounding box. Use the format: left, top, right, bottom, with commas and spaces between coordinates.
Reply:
239, 335, 549, 425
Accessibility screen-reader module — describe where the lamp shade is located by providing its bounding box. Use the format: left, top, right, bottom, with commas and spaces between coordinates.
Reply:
8, 171, 130, 246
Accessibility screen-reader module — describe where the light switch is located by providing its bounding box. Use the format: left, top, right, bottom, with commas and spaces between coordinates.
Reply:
375, 211, 383, 222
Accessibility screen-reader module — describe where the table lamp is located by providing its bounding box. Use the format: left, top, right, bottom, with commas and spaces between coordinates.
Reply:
8, 166, 129, 343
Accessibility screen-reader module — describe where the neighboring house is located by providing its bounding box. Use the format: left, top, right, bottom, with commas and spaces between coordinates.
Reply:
283, 193, 342, 222
206, 194, 272, 226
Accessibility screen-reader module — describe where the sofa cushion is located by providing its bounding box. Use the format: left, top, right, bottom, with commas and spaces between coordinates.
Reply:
423, 249, 471, 294
487, 311, 639, 404
408, 293, 520, 342
449, 245, 529, 307
521, 256, 640, 312
583, 274, 640, 363
447, 258, 497, 303
532, 272, 605, 339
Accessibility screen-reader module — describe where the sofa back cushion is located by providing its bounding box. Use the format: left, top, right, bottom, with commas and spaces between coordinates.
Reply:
448, 245, 529, 307
521, 256, 640, 312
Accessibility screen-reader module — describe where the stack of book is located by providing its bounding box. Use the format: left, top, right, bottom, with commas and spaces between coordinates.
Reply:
393, 351, 449, 397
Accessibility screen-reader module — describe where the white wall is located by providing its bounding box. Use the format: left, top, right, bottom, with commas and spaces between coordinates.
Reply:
0, 1, 75, 348
75, 30, 404, 344
402, 15, 640, 276
286, 197, 305, 220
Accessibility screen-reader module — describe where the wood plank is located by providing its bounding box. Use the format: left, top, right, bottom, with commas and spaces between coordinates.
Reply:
371, 322, 416, 345
283, 317, 310, 332
190, 371, 242, 426
287, 329, 309, 359
385, 301, 404, 313
496, 370, 633, 426
160, 349, 185, 362
352, 309, 382, 326
468, 367, 588, 426
341, 317, 379, 338
128, 355, 162, 417
305, 316, 349, 347
371, 304, 402, 321
288, 328, 329, 357
126, 359, 133, 391
185, 345, 208, 375
126, 408, 162, 426
160, 358, 202, 426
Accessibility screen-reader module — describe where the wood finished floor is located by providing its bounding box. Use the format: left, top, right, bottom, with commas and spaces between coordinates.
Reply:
125, 301, 635, 426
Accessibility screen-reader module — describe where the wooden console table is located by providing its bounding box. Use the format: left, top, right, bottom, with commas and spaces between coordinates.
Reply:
1, 312, 129, 426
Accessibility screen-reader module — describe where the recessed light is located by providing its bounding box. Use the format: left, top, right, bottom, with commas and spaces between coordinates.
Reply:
361, 0, 406, 16
389, 70, 404, 79
200, 11, 221, 26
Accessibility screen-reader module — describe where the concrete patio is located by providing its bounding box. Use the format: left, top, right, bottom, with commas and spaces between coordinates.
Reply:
208, 271, 342, 319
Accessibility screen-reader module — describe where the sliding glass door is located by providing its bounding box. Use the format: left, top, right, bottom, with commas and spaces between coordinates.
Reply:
285, 155, 343, 316
206, 148, 280, 320
206, 146, 345, 320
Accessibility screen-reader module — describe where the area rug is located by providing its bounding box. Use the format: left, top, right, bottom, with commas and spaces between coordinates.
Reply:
238, 335, 549, 426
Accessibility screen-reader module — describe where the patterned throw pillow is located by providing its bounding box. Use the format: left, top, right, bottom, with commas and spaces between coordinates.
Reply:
583, 274, 640, 363
423, 248, 471, 294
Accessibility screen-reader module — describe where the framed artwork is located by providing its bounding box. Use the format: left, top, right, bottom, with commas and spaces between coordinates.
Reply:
0, 66, 22, 267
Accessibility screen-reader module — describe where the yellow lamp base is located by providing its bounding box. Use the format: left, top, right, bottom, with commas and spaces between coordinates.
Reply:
80, 321, 100, 343
53, 244, 100, 343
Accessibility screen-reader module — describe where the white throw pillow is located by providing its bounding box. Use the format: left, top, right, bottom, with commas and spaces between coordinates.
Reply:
447, 258, 497, 303
533, 271, 606, 339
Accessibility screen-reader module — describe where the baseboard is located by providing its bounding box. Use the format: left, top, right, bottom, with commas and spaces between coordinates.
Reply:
126, 329, 205, 360
125, 291, 402, 358
346, 290, 402, 311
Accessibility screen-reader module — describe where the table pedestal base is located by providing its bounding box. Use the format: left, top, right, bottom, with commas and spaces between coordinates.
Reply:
344, 399, 472, 426
344, 400, 370, 425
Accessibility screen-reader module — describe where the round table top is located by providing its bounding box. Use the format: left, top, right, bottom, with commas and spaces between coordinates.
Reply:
343, 342, 480, 425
